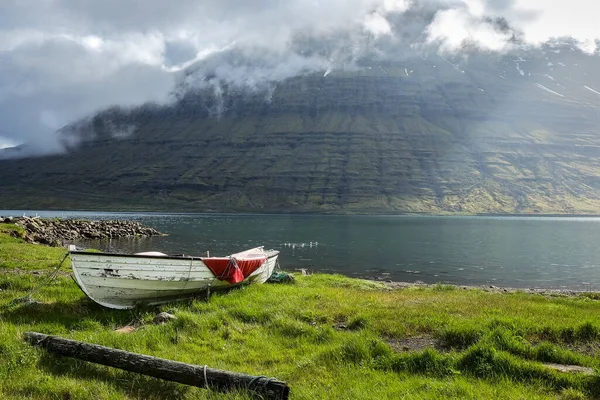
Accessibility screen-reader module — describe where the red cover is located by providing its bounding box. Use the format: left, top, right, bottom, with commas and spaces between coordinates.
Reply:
201, 256, 267, 284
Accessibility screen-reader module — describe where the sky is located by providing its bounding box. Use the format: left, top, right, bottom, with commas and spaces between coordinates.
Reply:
0, 0, 599, 154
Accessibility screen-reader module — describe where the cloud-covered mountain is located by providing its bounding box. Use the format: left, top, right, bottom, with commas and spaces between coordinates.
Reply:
2, 1, 600, 213
1, 38, 600, 214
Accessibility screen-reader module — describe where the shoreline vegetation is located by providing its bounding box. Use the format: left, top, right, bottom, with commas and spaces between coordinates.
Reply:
2, 223, 600, 398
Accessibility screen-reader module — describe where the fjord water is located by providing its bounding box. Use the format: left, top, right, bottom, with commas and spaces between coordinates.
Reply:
5, 210, 600, 290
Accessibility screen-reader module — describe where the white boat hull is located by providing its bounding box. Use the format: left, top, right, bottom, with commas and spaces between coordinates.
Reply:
70, 248, 279, 309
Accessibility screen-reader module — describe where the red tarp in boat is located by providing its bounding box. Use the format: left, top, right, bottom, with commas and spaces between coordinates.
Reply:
201, 256, 267, 284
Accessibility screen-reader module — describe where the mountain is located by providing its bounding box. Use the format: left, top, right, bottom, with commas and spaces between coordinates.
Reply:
2, 41, 600, 214
0, 144, 26, 159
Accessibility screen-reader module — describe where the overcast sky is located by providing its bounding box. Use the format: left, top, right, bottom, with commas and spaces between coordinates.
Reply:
1, 0, 599, 152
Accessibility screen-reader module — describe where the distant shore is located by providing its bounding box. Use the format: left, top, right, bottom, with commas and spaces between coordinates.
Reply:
3, 208, 600, 218
376, 279, 598, 297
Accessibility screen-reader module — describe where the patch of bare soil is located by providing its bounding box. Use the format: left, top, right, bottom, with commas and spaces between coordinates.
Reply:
564, 342, 600, 357
385, 335, 447, 352
543, 363, 595, 375
114, 326, 137, 334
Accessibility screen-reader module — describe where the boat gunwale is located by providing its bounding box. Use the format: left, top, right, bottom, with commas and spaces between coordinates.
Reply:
69, 250, 280, 262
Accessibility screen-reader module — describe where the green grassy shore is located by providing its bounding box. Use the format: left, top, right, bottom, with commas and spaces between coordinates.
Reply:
2, 223, 600, 399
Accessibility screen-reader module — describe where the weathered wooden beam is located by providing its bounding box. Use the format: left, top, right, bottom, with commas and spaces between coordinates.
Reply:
24, 332, 289, 400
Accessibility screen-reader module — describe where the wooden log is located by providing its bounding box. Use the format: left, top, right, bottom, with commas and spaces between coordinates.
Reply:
24, 332, 289, 400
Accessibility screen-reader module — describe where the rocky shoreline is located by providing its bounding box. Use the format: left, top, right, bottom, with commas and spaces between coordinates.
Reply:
1, 216, 163, 246
377, 279, 596, 297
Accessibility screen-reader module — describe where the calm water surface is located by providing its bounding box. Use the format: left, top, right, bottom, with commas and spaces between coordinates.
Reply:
3, 210, 600, 289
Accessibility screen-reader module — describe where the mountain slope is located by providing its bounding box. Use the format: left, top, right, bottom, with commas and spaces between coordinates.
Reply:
2, 44, 600, 213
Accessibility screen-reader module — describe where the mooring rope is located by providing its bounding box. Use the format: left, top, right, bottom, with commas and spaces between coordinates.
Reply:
247, 375, 275, 391
8, 252, 69, 306
0, 258, 65, 263
181, 257, 194, 290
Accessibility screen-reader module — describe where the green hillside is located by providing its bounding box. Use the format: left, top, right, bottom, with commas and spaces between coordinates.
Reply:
2, 46, 600, 214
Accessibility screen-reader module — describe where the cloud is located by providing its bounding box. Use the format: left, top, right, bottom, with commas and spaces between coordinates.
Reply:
0, 0, 599, 156
426, 8, 517, 52
0, 136, 17, 150
512, 0, 600, 46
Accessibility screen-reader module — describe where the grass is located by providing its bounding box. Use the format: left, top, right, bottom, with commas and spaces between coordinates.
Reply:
2, 228, 600, 398
0, 224, 70, 271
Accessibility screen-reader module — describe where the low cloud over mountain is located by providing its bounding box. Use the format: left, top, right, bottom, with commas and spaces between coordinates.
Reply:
1, 0, 599, 157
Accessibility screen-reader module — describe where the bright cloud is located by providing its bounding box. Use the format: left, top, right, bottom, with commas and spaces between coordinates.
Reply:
0, 0, 599, 155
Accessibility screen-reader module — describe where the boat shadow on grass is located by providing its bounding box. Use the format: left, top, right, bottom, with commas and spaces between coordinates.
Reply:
1, 287, 220, 330
2, 281, 256, 339
1, 298, 151, 330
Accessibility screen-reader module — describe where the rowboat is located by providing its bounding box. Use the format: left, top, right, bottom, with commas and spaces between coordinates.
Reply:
68, 245, 279, 309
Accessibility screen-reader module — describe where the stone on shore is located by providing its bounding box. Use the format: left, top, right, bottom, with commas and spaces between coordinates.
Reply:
0, 216, 164, 246
153, 312, 177, 324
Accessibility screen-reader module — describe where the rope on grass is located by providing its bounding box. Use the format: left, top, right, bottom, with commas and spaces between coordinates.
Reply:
0, 258, 65, 263
247, 375, 275, 393
203, 365, 209, 388
8, 252, 69, 306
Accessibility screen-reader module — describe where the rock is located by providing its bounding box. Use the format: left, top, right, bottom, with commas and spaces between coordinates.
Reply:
10, 217, 164, 246
153, 312, 177, 324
